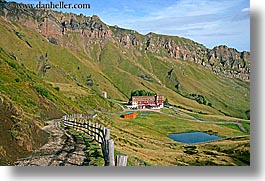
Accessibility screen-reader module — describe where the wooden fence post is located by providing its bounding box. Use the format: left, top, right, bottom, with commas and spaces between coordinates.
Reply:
105, 128, 110, 141
100, 125, 104, 143
92, 124, 95, 139
116, 154, 128, 166
74, 119, 77, 130
95, 122, 99, 142
81, 120, 85, 132
88, 121, 91, 136
108, 139, 115, 166
84, 120, 88, 132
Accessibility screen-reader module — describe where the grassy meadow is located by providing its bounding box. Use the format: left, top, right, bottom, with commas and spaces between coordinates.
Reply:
0, 12, 250, 166
96, 110, 250, 166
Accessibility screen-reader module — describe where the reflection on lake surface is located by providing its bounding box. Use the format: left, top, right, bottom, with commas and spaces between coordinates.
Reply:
168, 131, 222, 144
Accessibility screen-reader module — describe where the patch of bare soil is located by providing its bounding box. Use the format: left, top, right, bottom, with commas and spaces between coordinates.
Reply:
0, 101, 48, 165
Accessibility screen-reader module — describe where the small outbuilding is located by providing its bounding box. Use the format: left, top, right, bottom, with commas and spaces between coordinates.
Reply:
123, 112, 137, 119
101, 91, 107, 98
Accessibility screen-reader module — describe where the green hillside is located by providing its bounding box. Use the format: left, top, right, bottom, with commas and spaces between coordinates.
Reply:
0, 46, 121, 164
0, 1, 250, 165
0, 16, 250, 119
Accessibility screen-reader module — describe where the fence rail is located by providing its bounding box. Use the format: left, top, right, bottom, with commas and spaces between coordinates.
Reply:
62, 114, 127, 166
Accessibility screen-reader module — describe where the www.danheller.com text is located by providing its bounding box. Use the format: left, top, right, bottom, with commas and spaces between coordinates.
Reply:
4, 1, 91, 9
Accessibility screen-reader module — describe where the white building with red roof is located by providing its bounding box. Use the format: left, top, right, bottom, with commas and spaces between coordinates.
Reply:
128, 95, 164, 109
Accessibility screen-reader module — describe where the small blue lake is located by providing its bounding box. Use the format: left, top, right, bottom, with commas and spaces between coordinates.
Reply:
168, 132, 222, 144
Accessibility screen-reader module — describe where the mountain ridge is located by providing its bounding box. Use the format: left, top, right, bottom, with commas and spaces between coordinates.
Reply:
0, 1, 250, 81
0, 1, 250, 119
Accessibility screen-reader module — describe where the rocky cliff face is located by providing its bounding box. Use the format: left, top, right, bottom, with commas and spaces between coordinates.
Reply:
0, 1, 250, 81
143, 33, 250, 80
209, 46, 250, 80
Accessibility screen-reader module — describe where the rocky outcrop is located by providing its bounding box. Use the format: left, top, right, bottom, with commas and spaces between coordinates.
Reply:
0, 1, 250, 81
208, 46, 250, 80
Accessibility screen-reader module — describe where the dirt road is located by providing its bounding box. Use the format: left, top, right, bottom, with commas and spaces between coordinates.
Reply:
15, 119, 90, 166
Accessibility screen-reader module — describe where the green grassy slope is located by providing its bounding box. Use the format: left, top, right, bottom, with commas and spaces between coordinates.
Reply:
0, 15, 250, 119
0, 45, 122, 164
